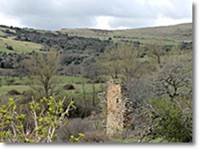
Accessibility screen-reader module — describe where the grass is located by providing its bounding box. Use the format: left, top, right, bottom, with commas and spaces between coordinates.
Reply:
0, 75, 89, 87
0, 76, 29, 85
61, 83, 103, 95
57, 76, 88, 84
0, 85, 30, 95
60, 23, 192, 45
0, 37, 43, 53
0, 30, 6, 37
0, 75, 104, 98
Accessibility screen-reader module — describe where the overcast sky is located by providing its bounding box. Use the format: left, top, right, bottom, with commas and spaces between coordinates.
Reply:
0, 0, 192, 30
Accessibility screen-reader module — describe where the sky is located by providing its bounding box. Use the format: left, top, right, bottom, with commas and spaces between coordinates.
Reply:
0, 0, 193, 30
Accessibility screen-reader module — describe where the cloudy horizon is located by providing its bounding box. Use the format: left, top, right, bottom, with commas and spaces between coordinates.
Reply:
0, 0, 193, 30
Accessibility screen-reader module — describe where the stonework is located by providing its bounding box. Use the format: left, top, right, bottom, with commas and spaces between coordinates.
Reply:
106, 82, 124, 137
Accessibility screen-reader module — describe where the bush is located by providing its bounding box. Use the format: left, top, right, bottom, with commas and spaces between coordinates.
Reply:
5, 44, 14, 50
57, 118, 92, 141
57, 115, 106, 143
7, 89, 21, 96
148, 98, 192, 142
63, 84, 75, 90
0, 97, 76, 143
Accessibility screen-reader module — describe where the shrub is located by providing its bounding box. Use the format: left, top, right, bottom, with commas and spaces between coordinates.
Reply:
63, 84, 75, 90
7, 90, 21, 96
0, 96, 76, 143
57, 118, 92, 141
148, 98, 192, 142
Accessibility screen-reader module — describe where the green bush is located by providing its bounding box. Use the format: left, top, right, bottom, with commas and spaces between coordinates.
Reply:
0, 96, 79, 143
148, 98, 192, 142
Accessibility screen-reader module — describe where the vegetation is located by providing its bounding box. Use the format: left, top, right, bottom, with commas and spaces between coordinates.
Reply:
0, 37, 42, 53
0, 23, 192, 143
0, 96, 77, 143
23, 50, 60, 98
148, 98, 192, 142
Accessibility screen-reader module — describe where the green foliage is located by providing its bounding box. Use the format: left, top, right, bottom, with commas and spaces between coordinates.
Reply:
0, 96, 78, 143
0, 98, 26, 142
98, 44, 138, 79
69, 133, 85, 143
148, 98, 192, 142
98, 44, 156, 82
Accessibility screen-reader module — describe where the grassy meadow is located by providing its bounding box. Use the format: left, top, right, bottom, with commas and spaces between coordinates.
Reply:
0, 37, 43, 53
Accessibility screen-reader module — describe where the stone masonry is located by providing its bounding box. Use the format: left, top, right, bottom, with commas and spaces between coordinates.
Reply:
106, 81, 124, 137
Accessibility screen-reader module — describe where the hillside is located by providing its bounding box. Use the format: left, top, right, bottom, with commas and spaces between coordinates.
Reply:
0, 23, 192, 53
60, 23, 192, 44
0, 23, 192, 74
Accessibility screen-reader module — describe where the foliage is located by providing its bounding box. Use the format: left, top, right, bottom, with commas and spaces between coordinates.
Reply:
98, 44, 139, 79
69, 133, 85, 143
0, 96, 77, 143
98, 44, 157, 82
147, 98, 192, 142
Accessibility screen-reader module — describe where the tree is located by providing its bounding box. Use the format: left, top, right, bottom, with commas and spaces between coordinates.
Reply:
98, 44, 140, 80
24, 50, 61, 98
148, 44, 163, 65
97, 45, 122, 79
154, 59, 192, 101
98, 44, 157, 82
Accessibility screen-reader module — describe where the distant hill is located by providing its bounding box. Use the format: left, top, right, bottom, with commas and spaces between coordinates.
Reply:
59, 23, 192, 44
0, 23, 192, 52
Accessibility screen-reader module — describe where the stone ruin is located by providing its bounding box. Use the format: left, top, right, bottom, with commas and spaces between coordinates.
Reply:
98, 81, 134, 137
106, 81, 125, 137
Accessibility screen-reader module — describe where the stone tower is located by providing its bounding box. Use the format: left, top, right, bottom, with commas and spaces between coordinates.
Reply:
106, 81, 124, 137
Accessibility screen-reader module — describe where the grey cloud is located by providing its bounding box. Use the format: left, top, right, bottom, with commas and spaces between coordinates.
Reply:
0, 0, 192, 30
109, 17, 156, 29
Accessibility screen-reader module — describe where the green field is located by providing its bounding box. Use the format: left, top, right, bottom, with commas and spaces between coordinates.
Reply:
0, 76, 104, 99
0, 85, 30, 95
0, 37, 43, 53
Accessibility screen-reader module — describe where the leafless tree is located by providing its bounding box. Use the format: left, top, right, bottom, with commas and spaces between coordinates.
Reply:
24, 50, 61, 98
154, 60, 192, 101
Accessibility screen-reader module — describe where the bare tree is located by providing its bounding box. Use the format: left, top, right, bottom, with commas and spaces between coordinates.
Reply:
154, 59, 192, 101
24, 50, 61, 98
146, 43, 164, 66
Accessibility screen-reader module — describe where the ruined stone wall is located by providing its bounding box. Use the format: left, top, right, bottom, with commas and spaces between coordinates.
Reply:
106, 82, 124, 137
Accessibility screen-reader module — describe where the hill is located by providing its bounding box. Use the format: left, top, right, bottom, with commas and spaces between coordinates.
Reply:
60, 23, 192, 44
0, 23, 192, 74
